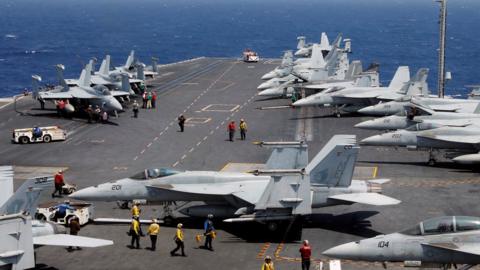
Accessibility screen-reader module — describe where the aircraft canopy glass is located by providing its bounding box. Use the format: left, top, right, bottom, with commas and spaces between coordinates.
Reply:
401, 216, 480, 236
130, 168, 180, 180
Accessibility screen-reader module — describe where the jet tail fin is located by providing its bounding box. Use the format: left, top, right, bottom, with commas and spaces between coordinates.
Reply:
98, 55, 110, 76
121, 74, 131, 93
281, 51, 293, 67
355, 76, 371, 87
387, 66, 410, 91
320, 32, 330, 49
345, 60, 362, 80
78, 64, 92, 88
404, 68, 429, 96
151, 57, 159, 73
309, 44, 327, 69
0, 175, 54, 216
137, 64, 145, 81
55, 64, 70, 91
262, 142, 309, 169
305, 135, 359, 187
125, 50, 135, 69
31, 75, 42, 99
297, 36, 306, 49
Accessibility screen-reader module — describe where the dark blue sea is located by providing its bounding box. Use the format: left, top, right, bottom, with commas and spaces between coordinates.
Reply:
1, 0, 479, 97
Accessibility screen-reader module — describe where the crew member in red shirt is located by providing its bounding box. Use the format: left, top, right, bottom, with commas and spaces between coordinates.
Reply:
299, 240, 312, 270
227, 121, 236, 142
52, 170, 65, 198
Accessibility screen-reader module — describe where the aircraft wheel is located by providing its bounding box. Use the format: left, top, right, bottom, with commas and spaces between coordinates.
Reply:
117, 201, 130, 209
336, 113, 341, 118
43, 135, 52, 143
428, 159, 436, 166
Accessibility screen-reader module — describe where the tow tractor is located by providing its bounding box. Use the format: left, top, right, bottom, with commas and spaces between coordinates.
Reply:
35, 201, 94, 226
12, 126, 67, 144
243, 49, 259, 62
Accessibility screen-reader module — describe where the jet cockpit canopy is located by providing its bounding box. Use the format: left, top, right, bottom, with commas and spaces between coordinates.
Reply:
131, 168, 181, 180
401, 216, 480, 236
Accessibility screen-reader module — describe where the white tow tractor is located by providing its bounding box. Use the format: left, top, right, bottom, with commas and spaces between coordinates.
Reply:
35, 201, 94, 226
243, 49, 259, 62
12, 126, 67, 144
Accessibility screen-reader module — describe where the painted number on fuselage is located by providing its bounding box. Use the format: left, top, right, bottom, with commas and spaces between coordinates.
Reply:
392, 134, 402, 139
378, 241, 390, 248
112, 185, 122, 191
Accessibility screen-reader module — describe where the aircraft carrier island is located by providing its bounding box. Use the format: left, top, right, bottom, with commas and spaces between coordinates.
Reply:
2, 57, 480, 270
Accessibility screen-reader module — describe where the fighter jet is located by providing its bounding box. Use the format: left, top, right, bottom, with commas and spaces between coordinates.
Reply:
33, 63, 124, 114
61, 59, 138, 96
70, 135, 399, 229
258, 44, 349, 97
358, 96, 480, 116
293, 67, 427, 117
323, 216, 480, 270
113, 50, 158, 79
0, 166, 112, 269
360, 123, 480, 165
355, 102, 480, 131
294, 32, 332, 57
260, 51, 294, 81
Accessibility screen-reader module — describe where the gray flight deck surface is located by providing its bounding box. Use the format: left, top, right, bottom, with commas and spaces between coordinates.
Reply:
1, 58, 480, 270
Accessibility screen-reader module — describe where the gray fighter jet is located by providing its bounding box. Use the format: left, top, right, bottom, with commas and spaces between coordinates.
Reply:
33, 63, 124, 114
323, 216, 480, 270
258, 44, 349, 97
260, 51, 294, 80
358, 96, 480, 116
355, 102, 480, 131
70, 135, 399, 228
361, 124, 480, 164
0, 166, 112, 269
294, 32, 332, 57
292, 67, 427, 117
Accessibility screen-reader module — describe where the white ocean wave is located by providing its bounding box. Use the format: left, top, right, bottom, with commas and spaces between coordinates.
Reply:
5, 34, 17, 39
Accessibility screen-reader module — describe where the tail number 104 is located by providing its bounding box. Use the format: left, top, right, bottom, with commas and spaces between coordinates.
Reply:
378, 241, 390, 248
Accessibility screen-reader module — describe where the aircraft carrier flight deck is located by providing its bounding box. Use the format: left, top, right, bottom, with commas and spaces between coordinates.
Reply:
2, 57, 480, 270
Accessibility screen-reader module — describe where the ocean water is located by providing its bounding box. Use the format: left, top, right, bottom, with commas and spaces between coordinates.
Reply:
0, 0, 479, 97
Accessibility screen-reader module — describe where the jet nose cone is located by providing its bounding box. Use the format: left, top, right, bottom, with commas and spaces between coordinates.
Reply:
323, 242, 360, 260
360, 134, 385, 145
357, 106, 376, 115
261, 72, 276, 80
257, 81, 272, 90
292, 97, 313, 107
110, 99, 123, 111
258, 88, 280, 97
69, 187, 97, 201
354, 120, 379, 130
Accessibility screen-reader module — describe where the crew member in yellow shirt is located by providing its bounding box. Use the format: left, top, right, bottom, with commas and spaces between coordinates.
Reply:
170, 223, 186, 256
147, 219, 160, 251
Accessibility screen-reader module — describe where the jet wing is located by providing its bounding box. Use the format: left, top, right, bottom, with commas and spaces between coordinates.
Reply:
428, 104, 462, 112
419, 134, 480, 144
422, 242, 480, 257
33, 234, 113, 248
38, 91, 74, 99
423, 119, 476, 127
336, 92, 379, 99
328, 193, 401, 206
147, 181, 269, 205
39, 88, 97, 99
